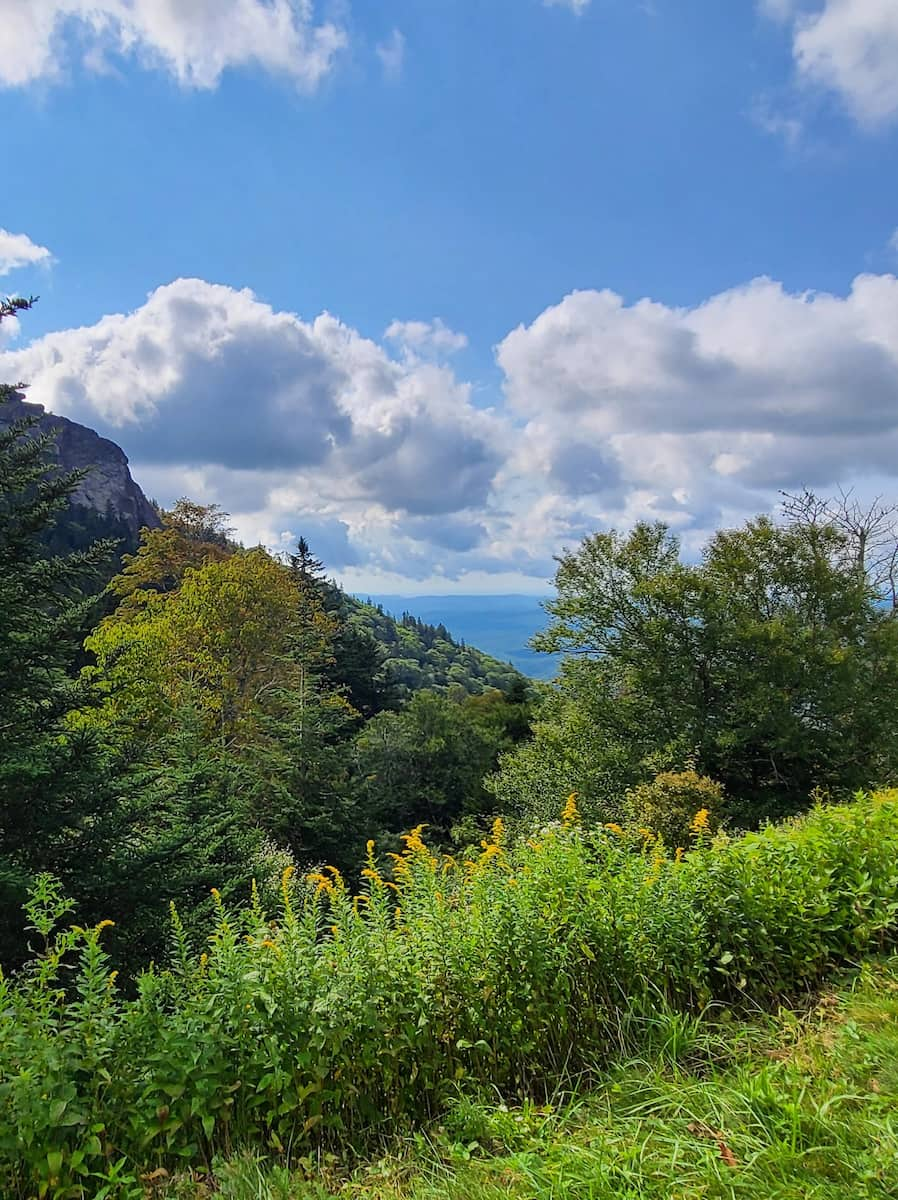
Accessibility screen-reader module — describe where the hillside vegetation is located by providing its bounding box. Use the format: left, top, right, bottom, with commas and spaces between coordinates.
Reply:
344, 597, 523, 699
3, 790, 898, 1197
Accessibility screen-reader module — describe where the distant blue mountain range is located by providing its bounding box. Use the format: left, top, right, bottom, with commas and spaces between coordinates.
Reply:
361, 594, 560, 681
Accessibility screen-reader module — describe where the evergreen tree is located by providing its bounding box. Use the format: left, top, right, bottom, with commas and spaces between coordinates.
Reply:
0, 299, 118, 963
289, 536, 325, 587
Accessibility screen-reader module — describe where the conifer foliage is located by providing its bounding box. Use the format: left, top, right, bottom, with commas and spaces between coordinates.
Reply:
0, 299, 117, 961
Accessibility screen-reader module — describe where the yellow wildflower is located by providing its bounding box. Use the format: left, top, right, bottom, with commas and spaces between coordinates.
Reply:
604, 823, 624, 836
491, 815, 505, 845
95, 919, 115, 933
674, 847, 684, 863
107, 970, 118, 989
306, 871, 335, 897
386, 852, 412, 880
402, 824, 428, 854
562, 792, 580, 825
645, 843, 664, 886
690, 808, 711, 837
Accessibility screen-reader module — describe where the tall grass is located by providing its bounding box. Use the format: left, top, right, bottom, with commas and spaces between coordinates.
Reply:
2, 791, 898, 1198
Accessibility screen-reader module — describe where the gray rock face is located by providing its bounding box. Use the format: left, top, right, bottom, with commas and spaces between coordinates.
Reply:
0, 390, 160, 540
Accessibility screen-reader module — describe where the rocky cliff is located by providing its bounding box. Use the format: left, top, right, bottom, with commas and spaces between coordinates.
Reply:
0, 390, 160, 546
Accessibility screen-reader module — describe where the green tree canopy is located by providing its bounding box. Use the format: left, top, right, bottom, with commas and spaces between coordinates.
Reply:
490, 513, 898, 827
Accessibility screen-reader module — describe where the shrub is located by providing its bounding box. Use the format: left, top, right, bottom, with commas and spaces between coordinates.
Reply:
623, 769, 724, 848
1, 791, 897, 1197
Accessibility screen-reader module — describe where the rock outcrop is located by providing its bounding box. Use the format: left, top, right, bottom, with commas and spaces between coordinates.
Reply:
0, 390, 160, 543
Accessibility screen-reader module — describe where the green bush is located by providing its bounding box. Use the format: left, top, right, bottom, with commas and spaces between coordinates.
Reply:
2, 791, 898, 1198
623, 769, 724, 848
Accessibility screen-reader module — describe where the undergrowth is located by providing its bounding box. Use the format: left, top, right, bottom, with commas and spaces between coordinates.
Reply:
183, 955, 898, 1198
2, 790, 898, 1197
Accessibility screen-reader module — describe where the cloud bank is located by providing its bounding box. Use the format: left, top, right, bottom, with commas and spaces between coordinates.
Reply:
3, 271, 898, 591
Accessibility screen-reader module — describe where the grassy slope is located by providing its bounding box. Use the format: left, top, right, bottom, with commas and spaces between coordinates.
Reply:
170, 957, 898, 1199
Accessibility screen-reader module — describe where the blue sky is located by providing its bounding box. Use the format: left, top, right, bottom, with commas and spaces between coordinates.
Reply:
2, 0, 898, 593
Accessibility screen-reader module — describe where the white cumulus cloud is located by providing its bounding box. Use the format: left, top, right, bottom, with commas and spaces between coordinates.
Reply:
0, 229, 52, 275
761, 0, 898, 127
0, 278, 504, 552
0, 0, 346, 90
498, 273, 898, 542
384, 318, 468, 358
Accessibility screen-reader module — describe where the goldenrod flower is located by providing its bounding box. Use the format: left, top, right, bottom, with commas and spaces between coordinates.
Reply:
94, 919, 115, 933
645, 844, 665, 886
307, 871, 335, 897
604, 823, 624, 836
402, 824, 428, 854
562, 792, 580, 825
491, 815, 505, 845
387, 852, 412, 879
690, 808, 711, 837
674, 847, 684, 863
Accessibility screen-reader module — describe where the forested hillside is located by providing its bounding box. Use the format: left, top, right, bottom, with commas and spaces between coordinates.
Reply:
345, 596, 523, 697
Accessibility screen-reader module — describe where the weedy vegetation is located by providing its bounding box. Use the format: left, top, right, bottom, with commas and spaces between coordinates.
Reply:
2, 790, 898, 1198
